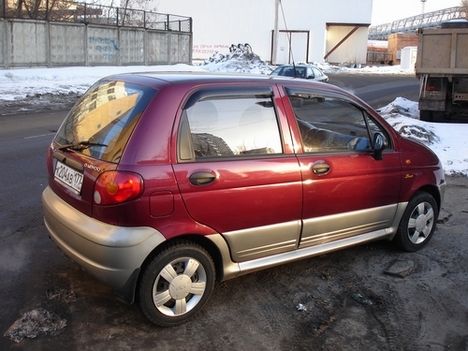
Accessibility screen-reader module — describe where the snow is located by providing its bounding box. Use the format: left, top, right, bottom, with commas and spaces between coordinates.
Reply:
0, 62, 466, 176
316, 62, 414, 74
201, 44, 273, 75
378, 97, 468, 176
0, 64, 204, 101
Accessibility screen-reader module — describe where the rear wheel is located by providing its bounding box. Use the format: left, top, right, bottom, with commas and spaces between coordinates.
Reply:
138, 243, 215, 327
395, 192, 438, 252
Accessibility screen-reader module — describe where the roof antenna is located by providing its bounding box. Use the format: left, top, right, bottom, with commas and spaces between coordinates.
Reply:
279, 0, 297, 77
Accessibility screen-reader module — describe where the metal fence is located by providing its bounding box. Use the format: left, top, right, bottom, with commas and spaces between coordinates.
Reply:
1, 0, 191, 32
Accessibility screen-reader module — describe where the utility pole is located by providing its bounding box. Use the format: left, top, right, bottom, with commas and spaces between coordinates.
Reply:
421, 0, 427, 14
272, 0, 279, 65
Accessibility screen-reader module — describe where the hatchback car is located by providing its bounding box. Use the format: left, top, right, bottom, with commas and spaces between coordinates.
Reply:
43, 73, 445, 327
270, 64, 329, 82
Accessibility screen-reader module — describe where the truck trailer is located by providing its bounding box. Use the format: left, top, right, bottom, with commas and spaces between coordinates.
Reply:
416, 21, 468, 122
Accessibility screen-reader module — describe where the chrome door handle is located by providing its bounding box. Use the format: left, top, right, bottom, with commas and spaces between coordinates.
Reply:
311, 161, 330, 175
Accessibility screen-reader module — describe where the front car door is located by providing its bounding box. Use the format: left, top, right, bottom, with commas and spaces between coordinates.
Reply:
282, 87, 402, 248
173, 85, 303, 262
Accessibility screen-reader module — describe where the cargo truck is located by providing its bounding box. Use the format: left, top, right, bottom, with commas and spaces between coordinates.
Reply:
416, 21, 468, 121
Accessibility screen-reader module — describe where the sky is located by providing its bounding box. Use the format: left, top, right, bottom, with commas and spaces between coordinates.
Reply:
371, 0, 463, 25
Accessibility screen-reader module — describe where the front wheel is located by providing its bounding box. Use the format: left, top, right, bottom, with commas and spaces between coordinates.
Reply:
394, 192, 438, 252
138, 243, 216, 327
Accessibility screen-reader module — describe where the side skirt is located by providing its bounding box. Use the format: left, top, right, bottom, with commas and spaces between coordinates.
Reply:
207, 202, 407, 281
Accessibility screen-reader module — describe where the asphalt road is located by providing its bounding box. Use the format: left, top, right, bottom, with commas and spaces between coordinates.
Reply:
1, 74, 467, 350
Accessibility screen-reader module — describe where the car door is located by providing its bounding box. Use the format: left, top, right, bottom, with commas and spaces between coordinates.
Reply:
172, 85, 303, 262
282, 87, 402, 248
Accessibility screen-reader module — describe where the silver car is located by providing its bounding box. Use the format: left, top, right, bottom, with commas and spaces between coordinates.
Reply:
270, 64, 329, 82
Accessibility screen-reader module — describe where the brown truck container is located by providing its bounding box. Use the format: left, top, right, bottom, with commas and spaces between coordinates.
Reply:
415, 22, 468, 121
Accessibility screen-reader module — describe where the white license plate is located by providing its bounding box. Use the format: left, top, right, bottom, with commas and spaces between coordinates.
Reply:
54, 161, 84, 194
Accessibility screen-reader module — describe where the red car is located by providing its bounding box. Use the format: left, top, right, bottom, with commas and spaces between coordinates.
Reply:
42, 73, 445, 326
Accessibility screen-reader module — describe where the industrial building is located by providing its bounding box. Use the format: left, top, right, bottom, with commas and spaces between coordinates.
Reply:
154, 0, 372, 64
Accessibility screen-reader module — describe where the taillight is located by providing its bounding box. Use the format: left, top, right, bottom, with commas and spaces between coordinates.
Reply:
94, 171, 143, 205
426, 80, 441, 92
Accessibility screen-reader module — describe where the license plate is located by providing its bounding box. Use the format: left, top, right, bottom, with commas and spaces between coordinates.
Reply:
54, 160, 84, 194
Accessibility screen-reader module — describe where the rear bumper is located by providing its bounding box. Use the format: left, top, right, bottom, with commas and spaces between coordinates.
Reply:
42, 186, 166, 301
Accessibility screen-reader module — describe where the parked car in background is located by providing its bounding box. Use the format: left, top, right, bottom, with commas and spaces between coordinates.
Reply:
43, 72, 444, 327
270, 64, 329, 82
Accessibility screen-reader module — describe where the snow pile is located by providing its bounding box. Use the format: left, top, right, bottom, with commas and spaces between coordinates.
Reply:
4, 308, 67, 343
314, 62, 414, 75
0, 64, 204, 101
378, 98, 468, 176
202, 44, 273, 75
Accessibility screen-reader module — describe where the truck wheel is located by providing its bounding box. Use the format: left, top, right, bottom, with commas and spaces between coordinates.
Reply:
138, 242, 216, 327
419, 110, 433, 122
394, 192, 438, 252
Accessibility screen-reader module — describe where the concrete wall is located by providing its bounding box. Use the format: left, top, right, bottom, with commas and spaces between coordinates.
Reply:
0, 19, 192, 67
0, 20, 5, 66
154, 0, 372, 64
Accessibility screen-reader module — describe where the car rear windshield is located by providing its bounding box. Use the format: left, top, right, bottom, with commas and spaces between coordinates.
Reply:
54, 80, 154, 163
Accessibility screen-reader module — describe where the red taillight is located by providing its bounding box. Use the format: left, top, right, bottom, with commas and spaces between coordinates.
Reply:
94, 171, 143, 205
426, 81, 441, 92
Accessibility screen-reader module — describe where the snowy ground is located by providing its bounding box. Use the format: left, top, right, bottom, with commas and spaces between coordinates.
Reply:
378, 97, 468, 176
0, 64, 466, 176
0, 64, 203, 101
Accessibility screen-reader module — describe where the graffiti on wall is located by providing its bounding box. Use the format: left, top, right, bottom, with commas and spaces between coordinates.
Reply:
89, 36, 119, 61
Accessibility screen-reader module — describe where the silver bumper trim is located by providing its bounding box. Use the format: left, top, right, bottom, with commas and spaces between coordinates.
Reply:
42, 186, 166, 290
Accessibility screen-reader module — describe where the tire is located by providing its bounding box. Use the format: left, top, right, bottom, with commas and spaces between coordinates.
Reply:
138, 242, 216, 327
395, 192, 438, 252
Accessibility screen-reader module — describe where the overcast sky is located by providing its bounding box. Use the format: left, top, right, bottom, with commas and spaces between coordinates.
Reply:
371, 0, 463, 25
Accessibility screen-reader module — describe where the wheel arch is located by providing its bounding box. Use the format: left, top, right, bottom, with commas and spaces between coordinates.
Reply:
129, 234, 224, 304
415, 184, 441, 212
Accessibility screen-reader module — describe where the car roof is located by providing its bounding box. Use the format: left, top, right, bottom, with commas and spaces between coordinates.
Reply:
99, 71, 347, 102
103, 71, 327, 88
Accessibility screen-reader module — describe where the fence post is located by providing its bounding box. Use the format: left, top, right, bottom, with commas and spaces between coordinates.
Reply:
2, 0, 6, 18
166, 14, 169, 30
45, 0, 49, 20
84, 3, 87, 24
116, 8, 119, 26
143, 10, 146, 29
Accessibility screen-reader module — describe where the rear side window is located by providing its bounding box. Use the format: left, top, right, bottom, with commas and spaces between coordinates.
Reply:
55, 80, 154, 163
179, 95, 283, 161
288, 93, 372, 153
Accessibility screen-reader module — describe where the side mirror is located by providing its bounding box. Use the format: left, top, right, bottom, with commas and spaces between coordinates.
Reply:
372, 133, 385, 160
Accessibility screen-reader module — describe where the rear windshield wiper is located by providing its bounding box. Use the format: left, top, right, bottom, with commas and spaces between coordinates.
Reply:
58, 140, 108, 151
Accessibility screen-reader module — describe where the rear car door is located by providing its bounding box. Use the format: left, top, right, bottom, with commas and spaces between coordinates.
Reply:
283, 87, 402, 248
172, 86, 302, 262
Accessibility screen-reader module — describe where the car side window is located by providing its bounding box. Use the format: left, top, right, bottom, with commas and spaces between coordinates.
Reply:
288, 92, 373, 153
179, 95, 283, 161
313, 68, 322, 77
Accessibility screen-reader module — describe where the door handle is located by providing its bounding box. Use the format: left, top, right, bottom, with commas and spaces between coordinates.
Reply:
311, 161, 330, 175
189, 171, 217, 185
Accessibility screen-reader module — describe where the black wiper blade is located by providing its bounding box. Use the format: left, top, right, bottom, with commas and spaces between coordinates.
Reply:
58, 140, 108, 151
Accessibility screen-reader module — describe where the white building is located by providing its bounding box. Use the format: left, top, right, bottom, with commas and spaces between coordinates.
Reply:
153, 0, 372, 64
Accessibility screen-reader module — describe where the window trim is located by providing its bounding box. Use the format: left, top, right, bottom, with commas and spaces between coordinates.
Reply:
285, 88, 393, 155
177, 88, 285, 163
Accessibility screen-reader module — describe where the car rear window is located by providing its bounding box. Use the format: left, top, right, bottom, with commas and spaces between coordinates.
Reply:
54, 80, 154, 163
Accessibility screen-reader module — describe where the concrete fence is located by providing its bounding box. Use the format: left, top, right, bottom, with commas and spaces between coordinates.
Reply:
0, 18, 192, 68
